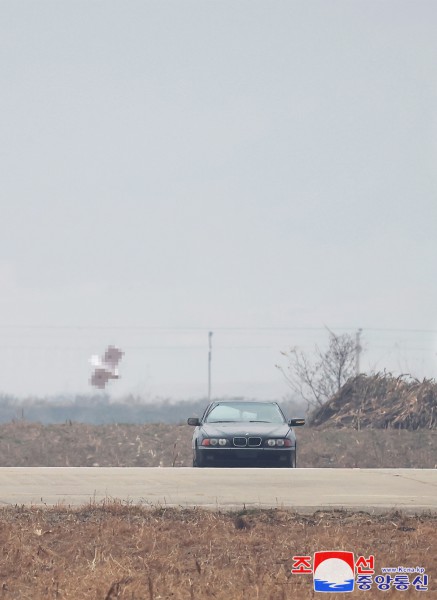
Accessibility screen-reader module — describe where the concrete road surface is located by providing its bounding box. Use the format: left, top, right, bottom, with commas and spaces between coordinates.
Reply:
0, 468, 436, 513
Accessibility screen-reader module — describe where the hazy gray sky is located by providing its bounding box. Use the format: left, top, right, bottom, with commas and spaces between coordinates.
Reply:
1, 1, 436, 398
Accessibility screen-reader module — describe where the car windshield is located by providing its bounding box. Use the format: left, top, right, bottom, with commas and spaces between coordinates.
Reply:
205, 402, 285, 424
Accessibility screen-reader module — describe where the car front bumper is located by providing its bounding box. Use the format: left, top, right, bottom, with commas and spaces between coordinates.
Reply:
197, 446, 295, 465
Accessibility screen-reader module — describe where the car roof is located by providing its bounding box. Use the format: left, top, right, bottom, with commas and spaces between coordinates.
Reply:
210, 399, 278, 403
206, 400, 281, 408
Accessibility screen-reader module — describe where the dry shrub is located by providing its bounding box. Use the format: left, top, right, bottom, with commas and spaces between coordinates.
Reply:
311, 373, 437, 430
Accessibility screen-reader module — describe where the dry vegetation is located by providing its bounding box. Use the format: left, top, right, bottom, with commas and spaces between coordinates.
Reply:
0, 417, 436, 597
311, 373, 437, 430
0, 421, 436, 468
0, 503, 435, 599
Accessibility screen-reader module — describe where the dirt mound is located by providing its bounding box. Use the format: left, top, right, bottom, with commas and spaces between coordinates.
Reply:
310, 373, 437, 430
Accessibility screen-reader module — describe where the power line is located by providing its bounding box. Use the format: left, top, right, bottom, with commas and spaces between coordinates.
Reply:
0, 344, 433, 352
0, 325, 435, 333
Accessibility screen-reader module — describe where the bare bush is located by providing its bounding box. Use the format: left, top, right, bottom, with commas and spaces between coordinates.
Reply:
277, 329, 358, 410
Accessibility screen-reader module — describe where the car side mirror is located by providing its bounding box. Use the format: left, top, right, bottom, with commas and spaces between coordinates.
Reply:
187, 417, 200, 426
288, 418, 305, 427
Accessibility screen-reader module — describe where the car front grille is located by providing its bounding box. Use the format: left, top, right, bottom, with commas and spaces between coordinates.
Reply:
232, 437, 262, 447
233, 437, 247, 447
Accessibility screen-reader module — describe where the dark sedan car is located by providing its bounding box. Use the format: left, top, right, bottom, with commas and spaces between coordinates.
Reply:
187, 400, 305, 467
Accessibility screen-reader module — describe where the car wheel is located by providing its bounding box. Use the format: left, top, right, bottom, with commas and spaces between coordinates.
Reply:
193, 448, 205, 468
287, 449, 297, 468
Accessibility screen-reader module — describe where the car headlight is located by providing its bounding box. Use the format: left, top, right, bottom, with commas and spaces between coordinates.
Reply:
266, 439, 293, 447
201, 438, 229, 447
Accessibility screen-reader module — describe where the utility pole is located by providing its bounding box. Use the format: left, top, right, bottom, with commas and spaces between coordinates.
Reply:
355, 328, 363, 375
208, 331, 213, 400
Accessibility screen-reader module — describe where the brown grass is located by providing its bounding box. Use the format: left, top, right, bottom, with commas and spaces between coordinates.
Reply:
0, 421, 436, 468
1, 423, 435, 597
0, 503, 435, 599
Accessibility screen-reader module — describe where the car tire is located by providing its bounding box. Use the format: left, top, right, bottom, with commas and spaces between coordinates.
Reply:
287, 449, 297, 468
193, 448, 205, 468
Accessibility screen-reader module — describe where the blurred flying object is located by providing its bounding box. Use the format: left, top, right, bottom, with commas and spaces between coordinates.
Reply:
90, 368, 112, 389
89, 345, 124, 389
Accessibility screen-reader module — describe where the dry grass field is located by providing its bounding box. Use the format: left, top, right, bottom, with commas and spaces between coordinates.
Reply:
0, 503, 435, 599
0, 421, 435, 468
0, 421, 437, 469
0, 422, 435, 598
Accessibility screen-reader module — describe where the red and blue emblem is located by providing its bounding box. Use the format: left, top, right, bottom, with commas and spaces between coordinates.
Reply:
313, 551, 355, 592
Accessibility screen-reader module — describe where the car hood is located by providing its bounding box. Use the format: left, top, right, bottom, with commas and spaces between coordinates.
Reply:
201, 422, 291, 437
